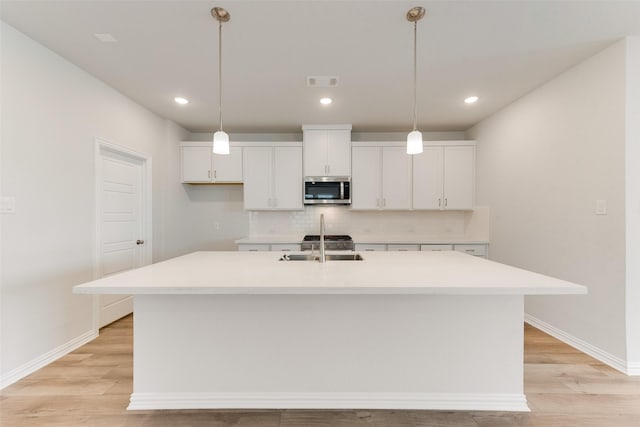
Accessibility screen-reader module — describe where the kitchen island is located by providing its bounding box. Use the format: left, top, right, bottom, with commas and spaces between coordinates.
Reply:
73, 251, 586, 411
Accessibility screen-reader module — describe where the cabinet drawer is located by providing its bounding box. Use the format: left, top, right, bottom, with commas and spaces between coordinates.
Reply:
238, 244, 270, 252
355, 244, 387, 252
270, 244, 301, 252
420, 244, 453, 252
387, 244, 420, 251
454, 244, 487, 257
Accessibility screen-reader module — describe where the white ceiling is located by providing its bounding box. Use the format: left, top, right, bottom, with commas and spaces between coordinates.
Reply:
2, 1, 640, 133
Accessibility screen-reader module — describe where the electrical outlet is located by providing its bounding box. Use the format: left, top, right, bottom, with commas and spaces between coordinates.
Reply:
0, 196, 15, 214
214, 221, 220, 230
595, 199, 607, 215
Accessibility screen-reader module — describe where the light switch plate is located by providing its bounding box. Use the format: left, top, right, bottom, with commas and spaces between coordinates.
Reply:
595, 199, 607, 215
0, 196, 16, 214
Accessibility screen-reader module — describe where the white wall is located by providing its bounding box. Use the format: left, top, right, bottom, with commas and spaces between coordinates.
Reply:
625, 37, 640, 371
0, 22, 190, 384
468, 39, 636, 371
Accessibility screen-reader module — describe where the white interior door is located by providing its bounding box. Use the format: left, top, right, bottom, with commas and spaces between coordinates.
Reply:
97, 144, 149, 327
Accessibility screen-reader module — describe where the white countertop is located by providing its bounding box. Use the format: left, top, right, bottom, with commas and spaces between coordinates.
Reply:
73, 251, 586, 296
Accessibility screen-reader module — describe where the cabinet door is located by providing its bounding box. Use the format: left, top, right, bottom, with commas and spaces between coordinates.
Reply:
355, 244, 387, 252
212, 147, 242, 182
181, 146, 212, 183
381, 147, 412, 210
351, 147, 381, 210
443, 146, 475, 210
270, 244, 302, 252
420, 244, 453, 251
238, 244, 270, 252
454, 244, 487, 258
273, 147, 303, 210
388, 244, 420, 251
412, 146, 444, 210
303, 130, 327, 176
243, 147, 273, 210
326, 130, 351, 176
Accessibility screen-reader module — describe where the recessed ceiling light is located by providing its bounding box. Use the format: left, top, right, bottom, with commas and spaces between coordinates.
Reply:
464, 96, 479, 104
94, 33, 118, 43
320, 97, 332, 105
174, 97, 189, 105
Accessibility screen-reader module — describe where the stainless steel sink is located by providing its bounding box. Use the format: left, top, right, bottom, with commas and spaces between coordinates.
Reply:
279, 253, 364, 262
325, 254, 364, 261
279, 254, 317, 261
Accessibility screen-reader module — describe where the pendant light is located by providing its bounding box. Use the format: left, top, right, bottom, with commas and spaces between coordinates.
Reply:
212, 7, 230, 155
406, 6, 425, 155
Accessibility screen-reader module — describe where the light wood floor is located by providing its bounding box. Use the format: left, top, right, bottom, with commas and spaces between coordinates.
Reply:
2, 315, 639, 426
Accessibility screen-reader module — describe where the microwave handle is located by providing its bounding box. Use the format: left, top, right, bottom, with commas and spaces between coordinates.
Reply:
340, 182, 345, 200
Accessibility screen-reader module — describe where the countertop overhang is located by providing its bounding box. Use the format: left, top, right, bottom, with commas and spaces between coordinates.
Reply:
73, 251, 587, 296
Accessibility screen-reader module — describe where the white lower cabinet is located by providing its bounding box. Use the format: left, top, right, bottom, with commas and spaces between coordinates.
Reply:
238, 244, 270, 252
238, 243, 301, 252
270, 244, 302, 252
387, 244, 420, 251
355, 244, 387, 252
243, 145, 303, 210
420, 244, 454, 252
419, 243, 487, 258
454, 244, 488, 258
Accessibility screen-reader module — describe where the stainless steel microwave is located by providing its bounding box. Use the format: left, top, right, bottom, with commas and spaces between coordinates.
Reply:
304, 177, 351, 205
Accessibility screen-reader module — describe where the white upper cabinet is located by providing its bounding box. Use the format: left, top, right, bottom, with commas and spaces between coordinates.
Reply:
302, 125, 352, 177
351, 147, 380, 209
413, 143, 475, 210
243, 143, 303, 211
213, 147, 243, 182
181, 145, 212, 183
273, 147, 303, 210
382, 147, 412, 209
243, 147, 272, 210
351, 145, 412, 210
180, 142, 243, 183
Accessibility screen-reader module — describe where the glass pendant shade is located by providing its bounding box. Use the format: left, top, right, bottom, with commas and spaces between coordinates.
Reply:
213, 130, 230, 155
406, 130, 423, 154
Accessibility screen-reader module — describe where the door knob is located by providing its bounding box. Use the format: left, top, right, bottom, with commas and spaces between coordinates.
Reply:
136, 240, 145, 245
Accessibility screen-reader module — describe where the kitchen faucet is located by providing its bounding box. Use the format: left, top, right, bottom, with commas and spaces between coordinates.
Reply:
319, 213, 326, 263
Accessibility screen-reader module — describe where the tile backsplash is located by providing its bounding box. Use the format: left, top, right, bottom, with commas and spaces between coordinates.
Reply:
249, 206, 489, 241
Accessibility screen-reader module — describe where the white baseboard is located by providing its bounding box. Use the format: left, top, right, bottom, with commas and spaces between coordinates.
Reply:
0, 329, 98, 389
525, 314, 638, 376
627, 362, 640, 376
128, 392, 530, 412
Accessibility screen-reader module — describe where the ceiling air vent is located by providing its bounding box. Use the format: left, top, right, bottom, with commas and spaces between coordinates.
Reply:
307, 76, 339, 87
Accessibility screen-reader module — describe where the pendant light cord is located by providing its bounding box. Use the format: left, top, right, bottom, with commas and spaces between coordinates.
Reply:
412, 20, 418, 132
218, 19, 223, 132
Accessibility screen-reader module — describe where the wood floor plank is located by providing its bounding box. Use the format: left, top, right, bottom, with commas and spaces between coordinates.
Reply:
1, 314, 639, 426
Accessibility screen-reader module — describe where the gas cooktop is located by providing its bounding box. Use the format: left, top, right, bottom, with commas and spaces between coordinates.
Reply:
302, 234, 352, 241
301, 235, 354, 251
